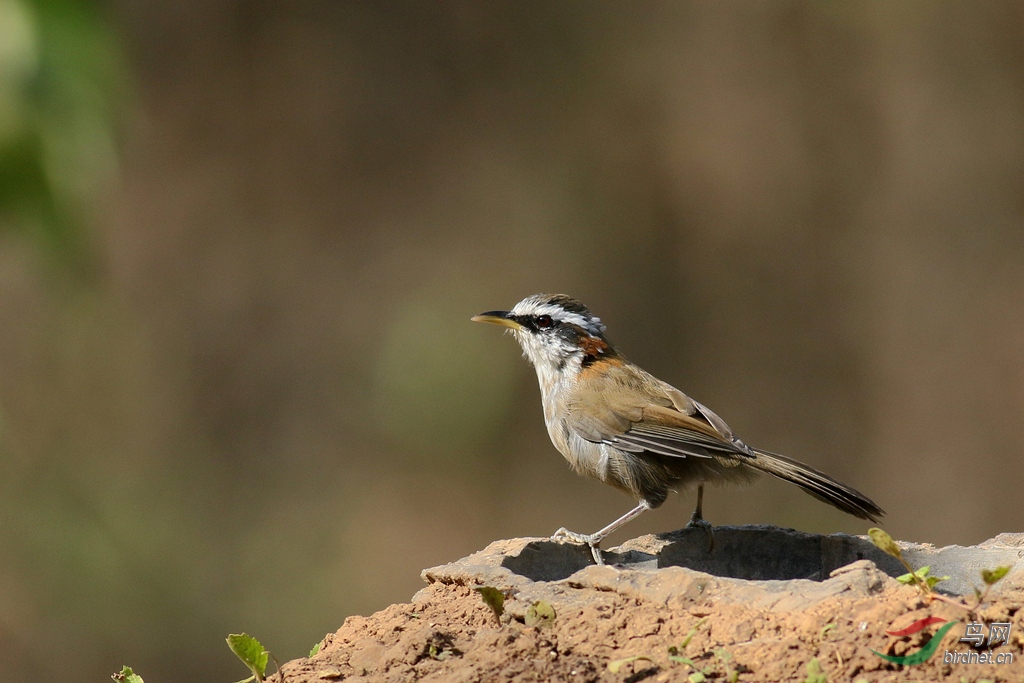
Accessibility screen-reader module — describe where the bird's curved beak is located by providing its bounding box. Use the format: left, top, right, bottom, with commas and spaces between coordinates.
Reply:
471, 310, 524, 331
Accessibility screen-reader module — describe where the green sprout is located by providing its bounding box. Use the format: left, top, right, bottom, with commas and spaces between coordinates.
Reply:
226, 633, 269, 683
895, 565, 950, 591
715, 648, 739, 683
607, 655, 653, 674
525, 600, 556, 629
665, 620, 726, 681
474, 586, 505, 626
868, 527, 1012, 614
804, 658, 828, 683
111, 666, 144, 683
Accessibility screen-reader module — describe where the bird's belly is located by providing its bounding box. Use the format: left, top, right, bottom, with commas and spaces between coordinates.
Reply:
545, 417, 757, 505
546, 418, 612, 482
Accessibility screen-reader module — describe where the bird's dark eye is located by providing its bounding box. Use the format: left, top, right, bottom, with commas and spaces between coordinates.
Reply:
535, 314, 553, 328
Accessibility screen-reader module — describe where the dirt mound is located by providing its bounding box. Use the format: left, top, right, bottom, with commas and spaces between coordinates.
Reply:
275, 528, 1024, 682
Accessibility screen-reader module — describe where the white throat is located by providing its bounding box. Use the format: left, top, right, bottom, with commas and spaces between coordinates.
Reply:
513, 329, 583, 409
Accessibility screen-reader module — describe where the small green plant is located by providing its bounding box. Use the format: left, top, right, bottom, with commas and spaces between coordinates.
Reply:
667, 617, 707, 665
982, 567, 1010, 584
668, 652, 711, 681
309, 641, 321, 657
427, 642, 453, 661
895, 565, 949, 590
970, 565, 1011, 602
610, 619, 737, 680
804, 657, 828, 683
678, 617, 707, 649
525, 600, 556, 628
607, 655, 653, 674
715, 648, 739, 683
111, 666, 144, 683
227, 633, 271, 683
867, 528, 1011, 613
665, 619, 722, 681
474, 586, 505, 625
666, 647, 696, 666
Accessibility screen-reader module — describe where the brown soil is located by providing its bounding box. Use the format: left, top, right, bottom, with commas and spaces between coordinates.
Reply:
275, 565, 1024, 683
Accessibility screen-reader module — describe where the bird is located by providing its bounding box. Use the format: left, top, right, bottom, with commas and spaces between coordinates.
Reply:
472, 293, 884, 565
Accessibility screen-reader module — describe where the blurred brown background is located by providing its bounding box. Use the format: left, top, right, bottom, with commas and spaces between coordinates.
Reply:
1, 1, 1023, 681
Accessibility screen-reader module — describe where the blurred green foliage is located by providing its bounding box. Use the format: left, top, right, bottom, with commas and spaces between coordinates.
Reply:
0, 0, 125, 269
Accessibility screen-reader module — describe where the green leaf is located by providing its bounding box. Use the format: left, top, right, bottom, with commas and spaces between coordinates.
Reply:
819, 623, 835, 639
525, 600, 556, 629
111, 666, 144, 683
428, 643, 449, 661
897, 566, 948, 589
474, 586, 505, 625
679, 617, 707, 649
688, 673, 706, 683
804, 658, 828, 683
309, 641, 321, 657
607, 655, 652, 673
981, 566, 1011, 586
668, 620, 708, 669
867, 528, 902, 560
716, 649, 737, 683
227, 633, 269, 683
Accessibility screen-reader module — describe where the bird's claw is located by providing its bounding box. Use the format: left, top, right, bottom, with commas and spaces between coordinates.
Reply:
685, 516, 715, 552
552, 527, 589, 543
551, 528, 605, 565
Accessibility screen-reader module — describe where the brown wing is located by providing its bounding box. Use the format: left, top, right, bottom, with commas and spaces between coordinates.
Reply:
563, 362, 751, 460
563, 362, 884, 522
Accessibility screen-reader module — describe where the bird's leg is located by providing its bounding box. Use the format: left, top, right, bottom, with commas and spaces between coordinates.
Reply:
688, 484, 706, 524
685, 484, 715, 551
553, 500, 652, 565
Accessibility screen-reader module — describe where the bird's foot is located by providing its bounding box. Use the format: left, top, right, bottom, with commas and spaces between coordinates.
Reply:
552, 527, 604, 565
685, 515, 715, 552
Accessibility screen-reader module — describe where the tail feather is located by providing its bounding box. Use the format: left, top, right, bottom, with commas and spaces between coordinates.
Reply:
748, 449, 884, 523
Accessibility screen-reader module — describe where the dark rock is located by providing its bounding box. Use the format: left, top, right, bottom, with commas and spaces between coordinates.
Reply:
420, 526, 1024, 612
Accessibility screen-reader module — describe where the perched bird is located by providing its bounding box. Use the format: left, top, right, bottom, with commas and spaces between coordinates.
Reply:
473, 293, 883, 564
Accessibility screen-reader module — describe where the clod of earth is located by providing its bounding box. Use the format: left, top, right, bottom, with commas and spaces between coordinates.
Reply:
273, 526, 1024, 683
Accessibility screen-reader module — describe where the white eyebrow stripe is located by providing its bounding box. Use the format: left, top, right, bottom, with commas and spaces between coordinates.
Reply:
511, 300, 605, 335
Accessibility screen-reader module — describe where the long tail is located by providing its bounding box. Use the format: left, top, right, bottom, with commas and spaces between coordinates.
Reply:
748, 449, 884, 522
